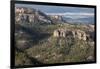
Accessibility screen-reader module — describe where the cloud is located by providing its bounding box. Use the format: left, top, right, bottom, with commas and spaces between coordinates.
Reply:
46, 12, 94, 19
46, 12, 94, 16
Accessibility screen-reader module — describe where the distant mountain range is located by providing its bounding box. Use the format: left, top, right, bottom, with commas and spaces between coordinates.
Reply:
62, 16, 94, 24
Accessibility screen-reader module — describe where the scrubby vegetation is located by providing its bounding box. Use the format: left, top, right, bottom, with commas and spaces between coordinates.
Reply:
15, 22, 95, 66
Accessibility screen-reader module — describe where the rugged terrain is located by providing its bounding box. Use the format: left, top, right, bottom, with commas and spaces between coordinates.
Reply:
15, 7, 95, 66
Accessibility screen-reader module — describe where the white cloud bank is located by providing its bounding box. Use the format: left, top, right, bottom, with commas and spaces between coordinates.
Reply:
46, 12, 94, 19
46, 12, 94, 16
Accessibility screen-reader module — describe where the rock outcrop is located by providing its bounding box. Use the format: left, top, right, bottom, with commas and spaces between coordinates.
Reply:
53, 29, 87, 41
72, 30, 87, 41
15, 7, 52, 24
53, 29, 66, 37
53, 30, 60, 37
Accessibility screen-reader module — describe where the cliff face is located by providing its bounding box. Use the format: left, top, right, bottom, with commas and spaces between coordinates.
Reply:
15, 7, 52, 24
53, 28, 94, 41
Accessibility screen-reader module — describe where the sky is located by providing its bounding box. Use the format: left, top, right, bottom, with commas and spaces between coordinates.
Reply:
15, 4, 94, 13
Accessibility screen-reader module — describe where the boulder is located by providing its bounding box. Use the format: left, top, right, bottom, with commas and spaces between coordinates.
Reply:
87, 56, 94, 60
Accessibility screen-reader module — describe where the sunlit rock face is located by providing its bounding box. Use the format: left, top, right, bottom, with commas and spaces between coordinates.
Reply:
15, 7, 25, 14
53, 30, 60, 37
53, 29, 87, 41
73, 30, 87, 41
15, 7, 52, 24
53, 29, 66, 38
